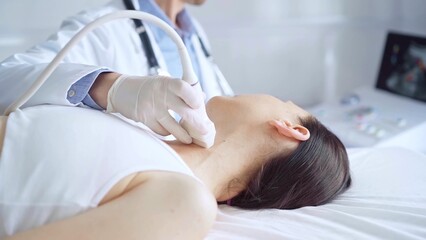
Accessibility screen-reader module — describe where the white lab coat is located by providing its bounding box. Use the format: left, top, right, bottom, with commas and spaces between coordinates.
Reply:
0, 0, 231, 113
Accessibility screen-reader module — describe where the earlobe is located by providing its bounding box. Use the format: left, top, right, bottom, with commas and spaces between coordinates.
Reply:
269, 120, 310, 141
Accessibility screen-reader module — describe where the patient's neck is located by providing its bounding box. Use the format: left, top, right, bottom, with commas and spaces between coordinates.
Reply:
167, 130, 265, 201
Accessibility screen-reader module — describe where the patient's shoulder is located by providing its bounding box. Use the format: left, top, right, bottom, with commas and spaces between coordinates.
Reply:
99, 171, 165, 206
99, 171, 206, 206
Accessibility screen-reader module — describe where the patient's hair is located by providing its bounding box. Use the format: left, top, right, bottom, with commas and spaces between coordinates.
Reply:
230, 116, 351, 210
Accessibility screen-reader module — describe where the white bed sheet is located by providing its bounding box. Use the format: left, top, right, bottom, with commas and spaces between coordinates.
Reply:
206, 147, 426, 240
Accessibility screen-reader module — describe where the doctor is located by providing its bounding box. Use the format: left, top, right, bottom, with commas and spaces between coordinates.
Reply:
0, 0, 233, 148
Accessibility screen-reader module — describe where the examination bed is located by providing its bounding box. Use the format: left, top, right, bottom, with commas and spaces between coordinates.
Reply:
206, 147, 426, 239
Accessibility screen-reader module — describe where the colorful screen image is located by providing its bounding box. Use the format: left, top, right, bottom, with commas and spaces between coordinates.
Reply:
376, 32, 426, 102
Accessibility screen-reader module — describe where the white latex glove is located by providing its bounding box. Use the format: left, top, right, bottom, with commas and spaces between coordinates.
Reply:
106, 74, 216, 148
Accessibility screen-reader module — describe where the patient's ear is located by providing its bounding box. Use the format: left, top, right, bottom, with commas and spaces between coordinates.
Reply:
269, 120, 310, 141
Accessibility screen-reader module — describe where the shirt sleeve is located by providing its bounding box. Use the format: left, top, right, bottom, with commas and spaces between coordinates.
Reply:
67, 69, 110, 110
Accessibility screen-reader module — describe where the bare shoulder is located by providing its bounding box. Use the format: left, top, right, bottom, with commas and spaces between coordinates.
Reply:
6, 171, 217, 240
100, 170, 211, 206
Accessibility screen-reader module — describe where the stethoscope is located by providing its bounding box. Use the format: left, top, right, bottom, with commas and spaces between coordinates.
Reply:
122, 0, 234, 96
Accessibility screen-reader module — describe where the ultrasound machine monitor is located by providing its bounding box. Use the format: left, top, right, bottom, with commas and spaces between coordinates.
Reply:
376, 32, 426, 103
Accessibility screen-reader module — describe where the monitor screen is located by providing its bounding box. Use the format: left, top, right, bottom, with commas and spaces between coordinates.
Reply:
376, 32, 426, 103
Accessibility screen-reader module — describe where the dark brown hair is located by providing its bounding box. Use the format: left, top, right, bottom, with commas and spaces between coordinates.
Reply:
230, 116, 351, 210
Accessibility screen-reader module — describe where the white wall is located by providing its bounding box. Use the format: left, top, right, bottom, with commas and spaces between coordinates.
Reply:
0, 0, 108, 60
1, 0, 426, 107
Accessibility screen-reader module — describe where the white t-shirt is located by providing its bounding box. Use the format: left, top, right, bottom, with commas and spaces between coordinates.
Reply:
0, 105, 197, 237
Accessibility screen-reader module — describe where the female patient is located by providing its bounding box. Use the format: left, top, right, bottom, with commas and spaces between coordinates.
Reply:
0, 94, 351, 240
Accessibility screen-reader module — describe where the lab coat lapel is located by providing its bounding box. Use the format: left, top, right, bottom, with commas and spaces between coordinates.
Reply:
191, 34, 221, 101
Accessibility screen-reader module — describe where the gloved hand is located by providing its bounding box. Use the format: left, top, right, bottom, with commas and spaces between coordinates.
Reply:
106, 74, 216, 148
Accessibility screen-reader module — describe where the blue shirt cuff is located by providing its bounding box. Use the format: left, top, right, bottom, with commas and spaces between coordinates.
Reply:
67, 69, 109, 110
83, 94, 104, 110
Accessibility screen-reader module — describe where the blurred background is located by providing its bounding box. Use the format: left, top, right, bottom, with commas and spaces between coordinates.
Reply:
1, 0, 426, 107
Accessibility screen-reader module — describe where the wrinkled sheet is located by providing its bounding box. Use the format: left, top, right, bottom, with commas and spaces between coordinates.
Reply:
207, 147, 426, 240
